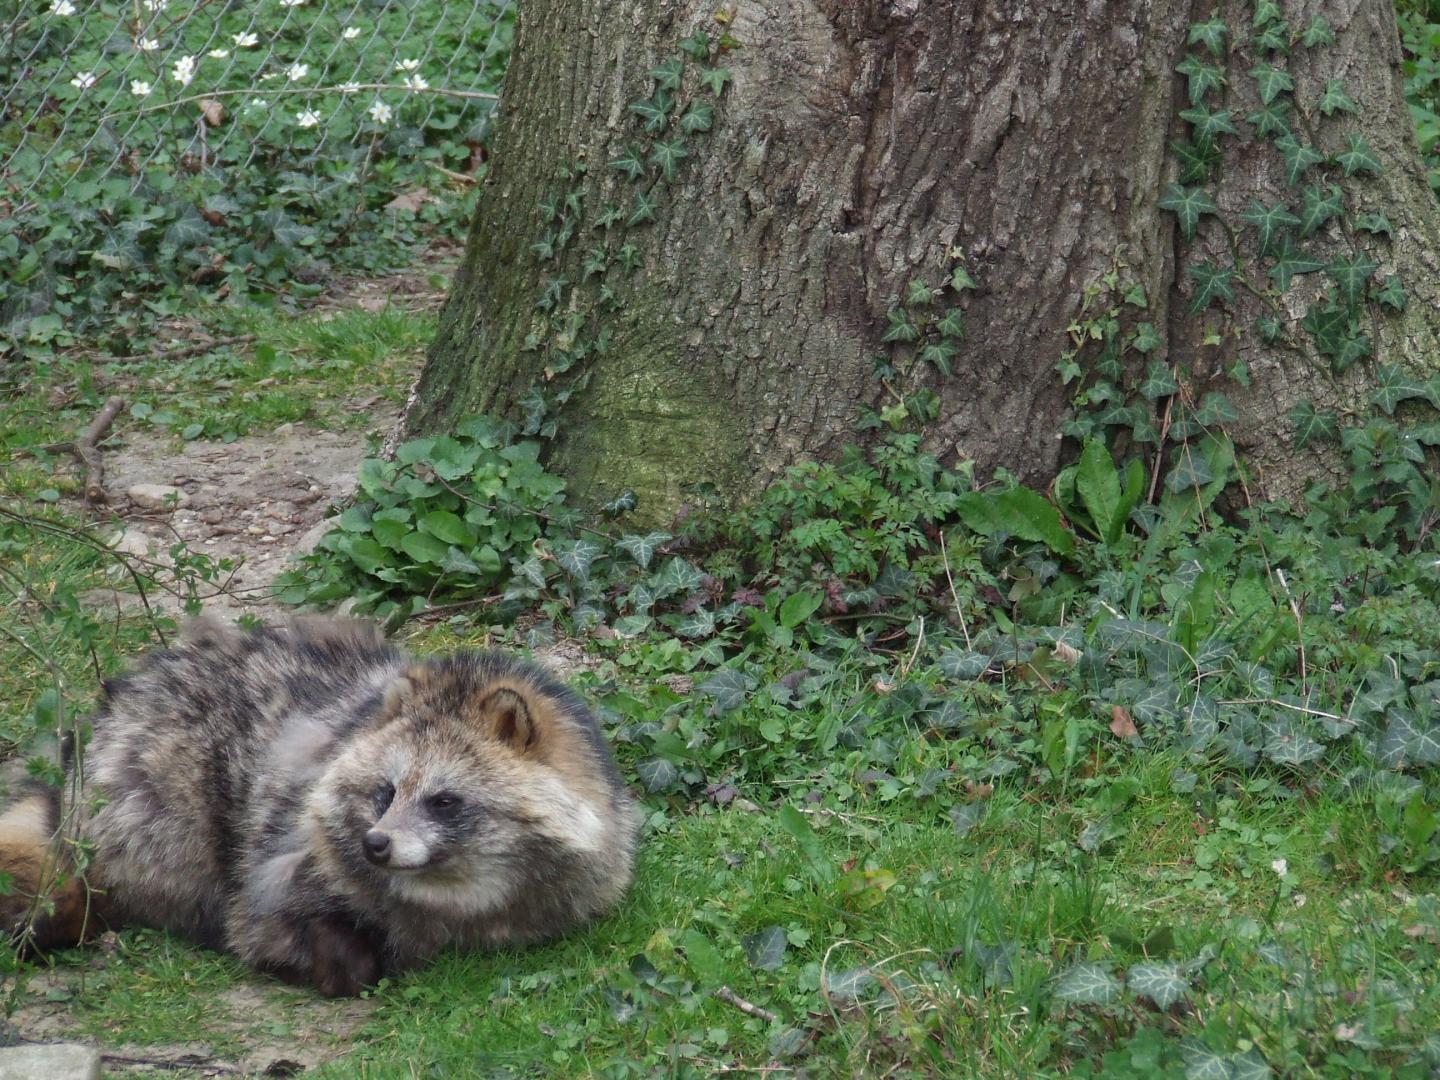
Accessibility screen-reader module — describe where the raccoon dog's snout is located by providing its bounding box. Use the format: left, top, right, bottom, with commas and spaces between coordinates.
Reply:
362, 830, 391, 865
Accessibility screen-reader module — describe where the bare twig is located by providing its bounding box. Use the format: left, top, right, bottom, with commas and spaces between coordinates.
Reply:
1272, 568, 1307, 693
100, 333, 257, 365
42, 395, 128, 508
714, 985, 779, 1024
937, 530, 972, 649
431, 163, 478, 186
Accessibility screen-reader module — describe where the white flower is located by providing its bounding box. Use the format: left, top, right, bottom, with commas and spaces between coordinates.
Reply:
249, 97, 267, 107
259, 71, 279, 81
1271, 858, 1288, 877
286, 62, 309, 82
50, 0, 76, 15
70, 70, 97, 90
367, 100, 391, 124
143, 0, 165, 11
232, 31, 259, 47
337, 81, 361, 93
1294, 893, 1306, 908
280, 0, 306, 6
130, 80, 152, 96
295, 109, 321, 128
208, 48, 230, 59
402, 74, 428, 91
171, 54, 196, 86
395, 58, 421, 72
342, 26, 361, 39
138, 37, 160, 51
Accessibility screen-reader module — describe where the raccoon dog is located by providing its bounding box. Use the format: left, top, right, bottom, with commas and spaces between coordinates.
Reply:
0, 618, 641, 996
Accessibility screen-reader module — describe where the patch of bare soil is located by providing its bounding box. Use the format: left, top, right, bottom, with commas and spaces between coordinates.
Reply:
8, 966, 374, 1076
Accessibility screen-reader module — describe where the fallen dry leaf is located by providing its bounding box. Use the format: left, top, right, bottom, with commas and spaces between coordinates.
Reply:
386, 187, 438, 213
1110, 705, 1139, 738
198, 98, 225, 127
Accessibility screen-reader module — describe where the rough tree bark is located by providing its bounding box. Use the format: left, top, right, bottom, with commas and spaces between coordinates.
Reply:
404, 0, 1439, 521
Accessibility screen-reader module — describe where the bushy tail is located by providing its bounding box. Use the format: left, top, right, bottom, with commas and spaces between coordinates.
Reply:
0, 781, 104, 952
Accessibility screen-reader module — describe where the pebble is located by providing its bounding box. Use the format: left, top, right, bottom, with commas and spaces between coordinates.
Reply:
0, 1043, 101, 1080
126, 483, 190, 510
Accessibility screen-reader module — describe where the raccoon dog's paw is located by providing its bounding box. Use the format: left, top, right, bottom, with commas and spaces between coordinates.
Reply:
308, 918, 381, 998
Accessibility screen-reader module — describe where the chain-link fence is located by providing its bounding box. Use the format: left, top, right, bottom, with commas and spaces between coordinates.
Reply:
3, 0, 512, 197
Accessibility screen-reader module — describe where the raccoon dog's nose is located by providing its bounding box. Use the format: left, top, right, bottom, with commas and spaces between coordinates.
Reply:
363, 830, 392, 865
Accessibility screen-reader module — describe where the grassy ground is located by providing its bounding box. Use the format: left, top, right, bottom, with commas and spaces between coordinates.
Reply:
2, 305, 1439, 1078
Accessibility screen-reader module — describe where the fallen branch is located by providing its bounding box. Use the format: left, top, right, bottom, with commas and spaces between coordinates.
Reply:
714, 985, 779, 1024
101, 333, 257, 365
23, 395, 128, 508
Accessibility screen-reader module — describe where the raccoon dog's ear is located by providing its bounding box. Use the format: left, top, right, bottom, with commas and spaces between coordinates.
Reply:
477, 687, 537, 749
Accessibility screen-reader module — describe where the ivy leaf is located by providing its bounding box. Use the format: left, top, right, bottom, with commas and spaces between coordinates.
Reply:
1194, 391, 1238, 426
919, 339, 958, 377
1140, 360, 1178, 398
680, 101, 714, 133
881, 306, 919, 343
628, 89, 673, 132
608, 145, 645, 180
1188, 16, 1228, 57
1355, 212, 1393, 237
1334, 333, 1372, 372
1171, 139, 1220, 183
1274, 134, 1323, 186
1326, 251, 1379, 310
1256, 314, 1284, 343
1240, 199, 1300, 255
699, 667, 757, 713
1370, 364, 1428, 415
1159, 184, 1218, 241
676, 607, 717, 639
1054, 962, 1123, 1005
1180, 105, 1238, 147
1166, 451, 1215, 492
742, 927, 788, 972
906, 278, 936, 306
1247, 98, 1291, 137
1265, 235, 1324, 291
698, 66, 732, 95
1252, 0, 1281, 27
1182, 1040, 1237, 1080
1318, 78, 1357, 116
649, 138, 689, 182
1373, 274, 1406, 311
1131, 323, 1162, 354
1176, 55, 1226, 104
555, 537, 605, 581
1187, 261, 1235, 312
1336, 133, 1381, 177
1301, 16, 1333, 47
627, 190, 658, 226
1289, 400, 1338, 448
652, 555, 703, 599
616, 531, 672, 570
1298, 184, 1343, 237
951, 263, 977, 290
635, 757, 680, 793
936, 308, 966, 339
1128, 962, 1191, 1009
1253, 21, 1289, 54
1300, 301, 1350, 359
1249, 63, 1293, 105
650, 56, 684, 92
679, 30, 711, 59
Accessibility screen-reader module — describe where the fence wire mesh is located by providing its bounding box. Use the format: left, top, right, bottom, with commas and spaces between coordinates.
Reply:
2, 0, 512, 199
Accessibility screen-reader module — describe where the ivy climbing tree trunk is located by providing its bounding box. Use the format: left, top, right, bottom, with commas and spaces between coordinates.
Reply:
405, 0, 1439, 521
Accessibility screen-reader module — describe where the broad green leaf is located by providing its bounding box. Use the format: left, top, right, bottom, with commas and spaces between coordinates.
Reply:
1252, 0, 1281, 27
779, 589, 824, 628
1300, 302, 1350, 359
627, 190, 658, 226
1127, 962, 1191, 1008
1171, 139, 1220, 183
680, 102, 714, 133
1327, 251, 1379, 310
1076, 439, 1125, 546
958, 487, 1073, 555
951, 263, 977, 290
777, 804, 835, 883
419, 510, 473, 546
1180, 105, 1237, 147
1131, 322, 1162, 353
1274, 134, 1323, 186
1053, 962, 1122, 1005
1188, 16, 1228, 57
608, 145, 646, 180
1298, 184, 1343, 237
881, 306, 919, 342
742, 927, 788, 971
1140, 360, 1178, 399
1187, 261, 1235, 312
1301, 16, 1333, 47
555, 537, 605, 580
698, 66, 731, 95
1355, 212, 1393, 237
1288, 400, 1338, 448
1336, 133, 1381, 177
1194, 391, 1238, 426
699, 667, 757, 712
1182, 1040, 1236, 1080
635, 757, 680, 793
679, 30, 711, 59
650, 57, 683, 91
649, 138, 689, 182
1247, 98, 1291, 137
399, 531, 449, 565
1252, 21, 1288, 54
628, 90, 673, 132
680, 928, 725, 986
1318, 78, 1356, 116
1373, 274, 1405, 311
1159, 184, 1218, 241
616, 531, 671, 569
1266, 235, 1325, 291
1240, 199, 1299, 254
1370, 364, 1427, 415
936, 308, 966, 339
1249, 62, 1293, 104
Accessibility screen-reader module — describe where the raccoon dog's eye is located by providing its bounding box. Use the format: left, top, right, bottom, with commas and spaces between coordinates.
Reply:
374, 782, 395, 813
427, 792, 462, 816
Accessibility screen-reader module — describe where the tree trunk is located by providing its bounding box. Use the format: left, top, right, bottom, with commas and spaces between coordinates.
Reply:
405, 0, 1439, 522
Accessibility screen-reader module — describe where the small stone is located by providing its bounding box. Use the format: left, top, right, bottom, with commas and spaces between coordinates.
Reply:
293, 519, 335, 556
0, 1043, 101, 1080
105, 528, 155, 559
200, 509, 225, 525
126, 483, 190, 510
